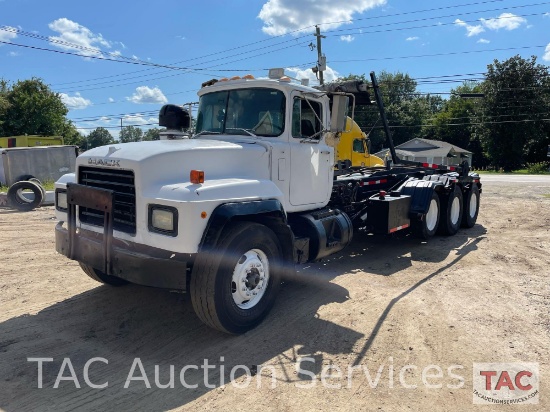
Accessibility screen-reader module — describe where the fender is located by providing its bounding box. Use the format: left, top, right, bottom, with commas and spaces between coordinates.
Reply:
199, 199, 295, 267
399, 179, 441, 216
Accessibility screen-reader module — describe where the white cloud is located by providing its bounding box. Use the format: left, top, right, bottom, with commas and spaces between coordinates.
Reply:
48, 18, 114, 57
543, 43, 550, 62
122, 114, 157, 126
285, 65, 340, 85
126, 86, 168, 104
60, 92, 92, 109
108, 97, 115, 102
8, 51, 19, 56
454, 19, 485, 37
340, 35, 355, 42
0, 26, 17, 43
258, 0, 387, 36
406, 36, 419, 41
477, 38, 490, 44
544, 12, 550, 18
480, 13, 527, 31
456, 13, 528, 37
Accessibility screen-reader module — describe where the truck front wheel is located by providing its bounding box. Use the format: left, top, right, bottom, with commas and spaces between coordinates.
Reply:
190, 222, 282, 334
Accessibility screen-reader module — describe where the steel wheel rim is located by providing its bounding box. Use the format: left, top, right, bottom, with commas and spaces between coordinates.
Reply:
450, 196, 461, 225
426, 198, 439, 231
231, 249, 269, 309
469, 193, 478, 218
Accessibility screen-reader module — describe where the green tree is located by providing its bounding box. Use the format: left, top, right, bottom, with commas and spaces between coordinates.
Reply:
60, 121, 83, 147
432, 82, 488, 167
0, 78, 68, 137
142, 128, 161, 141
476, 55, 550, 171
337, 71, 440, 152
0, 80, 10, 136
84, 127, 114, 150
119, 125, 143, 143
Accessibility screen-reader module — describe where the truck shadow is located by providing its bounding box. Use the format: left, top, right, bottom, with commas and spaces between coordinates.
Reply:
0, 270, 361, 411
296, 224, 487, 279
0, 225, 485, 411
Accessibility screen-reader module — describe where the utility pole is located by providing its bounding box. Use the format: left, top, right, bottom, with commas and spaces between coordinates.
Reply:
314, 25, 326, 85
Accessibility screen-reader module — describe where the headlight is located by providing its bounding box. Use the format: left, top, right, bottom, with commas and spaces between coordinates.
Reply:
56, 190, 68, 211
148, 205, 178, 236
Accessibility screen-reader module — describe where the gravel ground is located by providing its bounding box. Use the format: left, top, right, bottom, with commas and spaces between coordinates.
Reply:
0, 177, 548, 411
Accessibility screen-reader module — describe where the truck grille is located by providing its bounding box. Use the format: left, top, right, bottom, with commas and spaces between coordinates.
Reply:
78, 166, 136, 235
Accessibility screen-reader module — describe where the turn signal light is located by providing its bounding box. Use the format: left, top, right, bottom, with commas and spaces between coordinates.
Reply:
190, 170, 205, 184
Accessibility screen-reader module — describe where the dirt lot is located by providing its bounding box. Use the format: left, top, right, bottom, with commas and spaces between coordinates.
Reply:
0, 177, 549, 411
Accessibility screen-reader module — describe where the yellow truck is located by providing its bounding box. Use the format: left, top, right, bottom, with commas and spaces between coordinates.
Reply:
336, 117, 384, 168
0, 135, 64, 149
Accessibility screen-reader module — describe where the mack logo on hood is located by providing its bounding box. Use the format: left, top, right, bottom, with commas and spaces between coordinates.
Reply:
88, 158, 120, 167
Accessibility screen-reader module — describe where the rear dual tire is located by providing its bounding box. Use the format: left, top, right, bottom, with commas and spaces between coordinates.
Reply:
412, 192, 440, 239
461, 185, 480, 228
438, 186, 463, 236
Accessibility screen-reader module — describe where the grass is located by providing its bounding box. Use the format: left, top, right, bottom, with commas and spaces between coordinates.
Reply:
0, 180, 55, 192
542, 194, 550, 198
477, 169, 550, 175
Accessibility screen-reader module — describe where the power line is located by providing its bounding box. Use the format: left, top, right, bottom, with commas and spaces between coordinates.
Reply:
36, 1, 534, 89
331, 45, 547, 63
324, 4, 549, 36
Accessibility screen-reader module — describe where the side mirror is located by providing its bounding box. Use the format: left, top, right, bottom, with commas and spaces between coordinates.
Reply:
159, 104, 191, 131
330, 95, 349, 133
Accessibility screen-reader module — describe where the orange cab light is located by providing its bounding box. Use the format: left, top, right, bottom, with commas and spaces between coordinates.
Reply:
190, 170, 205, 184
243, 74, 255, 80
279, 76, 291, 82
219, 78, 229, 82
230, 76, 241, 80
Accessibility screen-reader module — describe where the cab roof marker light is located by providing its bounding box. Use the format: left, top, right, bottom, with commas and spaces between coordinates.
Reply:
268, 68, 285, 79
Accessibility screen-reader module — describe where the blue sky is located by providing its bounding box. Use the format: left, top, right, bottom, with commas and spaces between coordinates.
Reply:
1, 0, 549, 137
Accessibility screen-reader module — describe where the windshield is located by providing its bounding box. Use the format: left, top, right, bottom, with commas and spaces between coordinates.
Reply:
195, 88, 285, 137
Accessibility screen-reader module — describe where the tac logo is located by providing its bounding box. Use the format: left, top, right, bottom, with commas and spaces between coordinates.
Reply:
473, 363, 539, 405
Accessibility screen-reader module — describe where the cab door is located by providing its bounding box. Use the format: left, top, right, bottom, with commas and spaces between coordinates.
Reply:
289, 95, 332, 207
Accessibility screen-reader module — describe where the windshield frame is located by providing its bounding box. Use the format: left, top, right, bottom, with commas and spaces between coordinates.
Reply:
195, 87, 286, 138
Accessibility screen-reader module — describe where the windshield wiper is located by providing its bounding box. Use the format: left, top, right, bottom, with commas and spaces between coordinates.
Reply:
224, 128, 257, 137
194, 130, 221, 137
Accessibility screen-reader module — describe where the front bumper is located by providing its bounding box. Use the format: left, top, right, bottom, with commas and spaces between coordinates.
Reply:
56, 223, 194, 290
56, 183, 194, 290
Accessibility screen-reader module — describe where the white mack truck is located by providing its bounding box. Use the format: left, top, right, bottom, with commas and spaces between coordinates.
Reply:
54, 70, 481, 334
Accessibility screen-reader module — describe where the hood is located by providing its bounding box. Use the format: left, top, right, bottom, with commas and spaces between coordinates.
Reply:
78, 138, 271, 184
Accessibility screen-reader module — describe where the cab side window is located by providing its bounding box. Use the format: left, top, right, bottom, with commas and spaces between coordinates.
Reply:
292, 98, 322, 138
353, 139, 365, 153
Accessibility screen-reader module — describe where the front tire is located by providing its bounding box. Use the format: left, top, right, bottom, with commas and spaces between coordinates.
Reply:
79, 263, 129, 286
190, 222, 282, 334
437, 186, 463, 236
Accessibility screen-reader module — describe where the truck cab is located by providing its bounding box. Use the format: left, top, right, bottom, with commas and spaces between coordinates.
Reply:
54, 73, 351, 334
